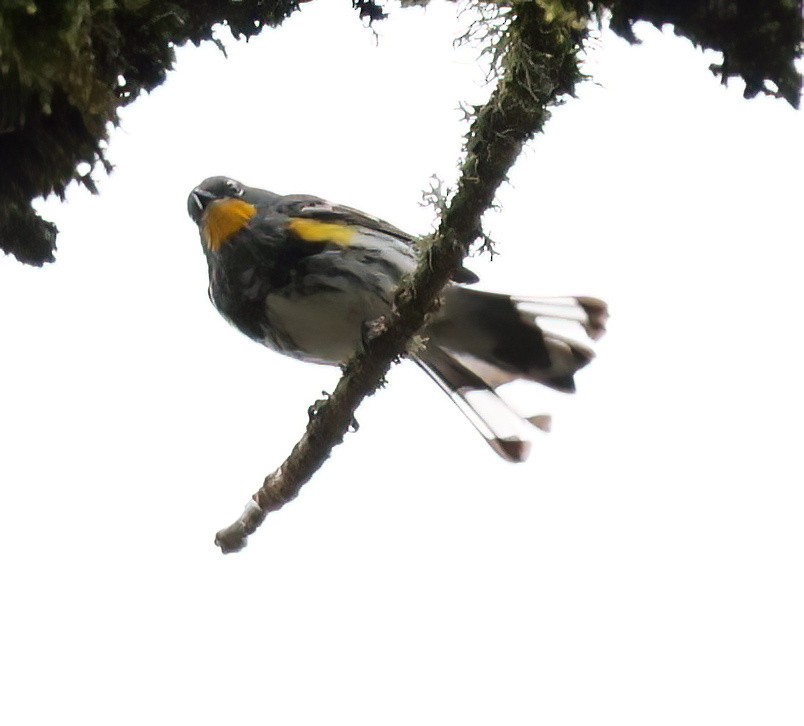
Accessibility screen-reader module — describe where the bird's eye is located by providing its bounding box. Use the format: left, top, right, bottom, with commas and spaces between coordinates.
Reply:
225, 180, 244, 197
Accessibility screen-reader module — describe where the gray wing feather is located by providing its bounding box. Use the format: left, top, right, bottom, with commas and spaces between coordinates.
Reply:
271, 194, 480, 284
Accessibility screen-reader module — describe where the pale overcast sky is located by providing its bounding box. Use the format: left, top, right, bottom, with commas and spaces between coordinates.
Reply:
1, 2, 802, 724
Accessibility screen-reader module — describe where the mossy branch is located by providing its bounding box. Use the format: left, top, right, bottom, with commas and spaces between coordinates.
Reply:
215, 1, 588, 553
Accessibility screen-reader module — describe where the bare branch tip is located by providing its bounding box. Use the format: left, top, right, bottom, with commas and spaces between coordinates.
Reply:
215, 499, 266, 554
215, 524, 249, 554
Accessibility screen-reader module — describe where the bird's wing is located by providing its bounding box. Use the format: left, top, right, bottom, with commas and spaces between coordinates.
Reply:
272, 194, 480, 284
271, 195, 416, 241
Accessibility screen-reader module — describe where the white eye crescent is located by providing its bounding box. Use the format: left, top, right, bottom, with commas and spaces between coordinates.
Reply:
225, 180, 244, 197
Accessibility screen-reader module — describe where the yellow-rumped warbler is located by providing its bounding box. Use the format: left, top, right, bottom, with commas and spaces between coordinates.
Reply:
187, 176, 607, 462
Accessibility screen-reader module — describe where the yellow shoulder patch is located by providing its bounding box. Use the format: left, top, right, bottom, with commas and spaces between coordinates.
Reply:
288, 218, 355, 247
202, 199, 257, 252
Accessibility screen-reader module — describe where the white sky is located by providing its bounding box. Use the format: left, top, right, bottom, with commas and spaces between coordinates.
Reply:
1, 2, 803, 724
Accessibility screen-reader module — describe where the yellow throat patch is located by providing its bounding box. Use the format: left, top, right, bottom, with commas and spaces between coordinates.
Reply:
202, 198, 257, 252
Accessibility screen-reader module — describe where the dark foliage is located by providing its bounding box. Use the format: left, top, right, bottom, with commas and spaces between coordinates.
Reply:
0, 0, 800, 266
0, 0, 304, 265
602, 0, 802, 107
352, 0, 387, 22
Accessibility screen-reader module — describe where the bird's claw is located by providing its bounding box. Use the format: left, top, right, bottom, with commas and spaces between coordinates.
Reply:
360, 316, 387, 350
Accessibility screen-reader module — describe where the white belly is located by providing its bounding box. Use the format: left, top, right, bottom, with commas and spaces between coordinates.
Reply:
262, 287, 391, 365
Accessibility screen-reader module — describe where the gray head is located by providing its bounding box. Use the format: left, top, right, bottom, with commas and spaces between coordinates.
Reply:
187, 176, 281, 224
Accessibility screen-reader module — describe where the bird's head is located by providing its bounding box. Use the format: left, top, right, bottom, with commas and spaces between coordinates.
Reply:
188, 176, 279, 252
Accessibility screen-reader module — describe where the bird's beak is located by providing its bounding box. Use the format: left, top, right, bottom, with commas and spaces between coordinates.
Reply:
191, 188, 216, 216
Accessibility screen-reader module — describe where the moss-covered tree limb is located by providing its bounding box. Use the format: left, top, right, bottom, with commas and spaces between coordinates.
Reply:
214, 1, 587, 553
407, 0, 803, 107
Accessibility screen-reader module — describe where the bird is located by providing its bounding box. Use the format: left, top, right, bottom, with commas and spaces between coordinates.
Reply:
187, 176, 607, 462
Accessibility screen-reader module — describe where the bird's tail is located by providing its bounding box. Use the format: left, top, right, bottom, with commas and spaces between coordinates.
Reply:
414, 348, 535, 463
418, 293, 607, 462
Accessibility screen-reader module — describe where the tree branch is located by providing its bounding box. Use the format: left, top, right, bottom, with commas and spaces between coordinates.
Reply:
215, 1, 588, 553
